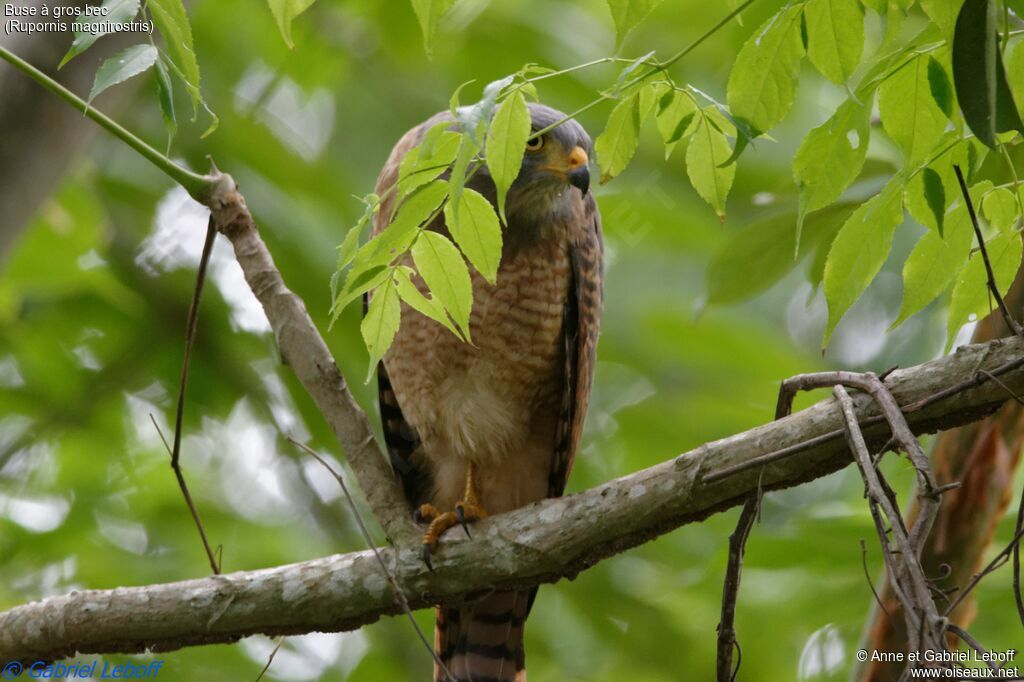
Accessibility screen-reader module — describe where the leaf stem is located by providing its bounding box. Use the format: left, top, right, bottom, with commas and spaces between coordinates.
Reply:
528, 0, 759, 141
0, 45, 214, 200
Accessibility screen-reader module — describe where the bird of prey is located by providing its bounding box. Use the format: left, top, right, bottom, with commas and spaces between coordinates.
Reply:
369, 103, 602, 682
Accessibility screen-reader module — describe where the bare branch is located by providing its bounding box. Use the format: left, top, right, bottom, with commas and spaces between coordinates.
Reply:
165, 217, 221, 575
716, 494, 758, 682
202, 173, 417, 546
3, 335, 1024, 662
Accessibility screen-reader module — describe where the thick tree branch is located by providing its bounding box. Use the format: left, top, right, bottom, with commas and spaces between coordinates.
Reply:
3, 334, 1024, 662
203, 173, 417, 546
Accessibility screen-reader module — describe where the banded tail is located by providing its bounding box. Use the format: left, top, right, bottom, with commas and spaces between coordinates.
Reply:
435, 589, 532, 682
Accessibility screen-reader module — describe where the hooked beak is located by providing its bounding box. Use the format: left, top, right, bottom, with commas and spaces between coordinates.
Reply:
567, 145, 590, 195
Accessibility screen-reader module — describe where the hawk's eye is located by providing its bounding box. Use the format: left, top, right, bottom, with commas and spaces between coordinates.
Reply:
525, 134, 545, 151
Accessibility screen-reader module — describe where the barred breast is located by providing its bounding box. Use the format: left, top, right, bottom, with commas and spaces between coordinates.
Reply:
382, 236, 571, 512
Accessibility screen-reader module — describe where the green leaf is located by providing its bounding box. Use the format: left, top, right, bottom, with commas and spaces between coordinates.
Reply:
951, 0, 1024, 149
334, 181, 449, 319
393, 266, 463, 340
487, 90, 531, 222
946, 230, 1023, 349
154, 57, 177, 145
410, 0, 455, 57
1009, 40, 1024, 118
361, 272, 401, 381
444, 188, 502, 283
926, 55, 954, 118
919, 0, 966, 36
606, 0, 663, 48
903, 134, 977, 233
595, 92, 641, 184
332, 266, 391, 326
726, 4, 805, 136
267, 0, 317, 49
891, 205, 973, 327
330, 193, 380, 302
878, 53, 950, 164
822, 178, 905, 347
685, 109, 736, 219
59, 0, 141, 68
411, 231, 473, 340
793, 98, 871, 249
982, 187, 1019, 232
919, 168, 947, 234
706, 204, 855, 304
398, 125, 461, 195
148, 0, 201, 116
359, 181, 448, 268
88, 44, 158, 103
803, 0, 864, 84
655, 88, 697, 159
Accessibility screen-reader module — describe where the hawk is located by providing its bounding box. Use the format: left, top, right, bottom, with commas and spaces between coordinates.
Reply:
369, 103, 603, 682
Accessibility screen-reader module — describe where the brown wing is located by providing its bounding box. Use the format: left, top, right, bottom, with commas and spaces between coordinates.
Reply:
548, 194, 603, 498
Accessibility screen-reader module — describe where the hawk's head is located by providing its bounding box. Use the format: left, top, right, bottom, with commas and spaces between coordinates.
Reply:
501, 103, 593, 226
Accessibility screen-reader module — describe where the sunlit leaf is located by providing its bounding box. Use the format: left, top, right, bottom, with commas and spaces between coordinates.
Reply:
331, 193, 380, 302
362, 272, 401, 381
793, 98, 871, 251
444, 188, 502, 283
726, 4, 805, 136
88, 45, 158, 103
393, 266, 463, 339
398, 125, 461, 195
803, 0, 864, 85
487, 90, 531, 222
411, 231, 473, 340
595, 91, 641, 184
892, 203, 973, 327
1009, 40, 1024, 118
903, 134, 978, 233
333, 181, 448, 319
410, 0, 455, 57
951, 0, 1024, 149
685, 109, 736, 219
822, 178, 905, 347
982, 187, 1019, 233
655, 88, 696, 159
879, 53, 949, 164
946, 230, 1023, 349
919, 0, 966, 36
60, 0, 141, 68
606, 0, 663, 49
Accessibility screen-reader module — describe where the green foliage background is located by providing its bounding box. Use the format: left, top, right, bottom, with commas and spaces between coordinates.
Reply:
2, 0, 1023, 680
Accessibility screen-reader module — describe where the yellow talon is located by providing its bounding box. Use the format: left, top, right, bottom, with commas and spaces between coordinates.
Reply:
418, 463, 488, 569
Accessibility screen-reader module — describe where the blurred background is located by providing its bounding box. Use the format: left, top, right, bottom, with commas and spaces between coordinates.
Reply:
1, 0, 1021, 679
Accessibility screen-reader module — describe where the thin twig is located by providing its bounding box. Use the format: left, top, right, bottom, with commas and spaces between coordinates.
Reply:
254, 636, 285, 682
944, 521, 1024, 618
954, 164, 1024, 337
716, 494, 758, 682
287, 437, 454, 682
861, 539, 891, 617
149, 414, 221, 575
158, 217, 221, 575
